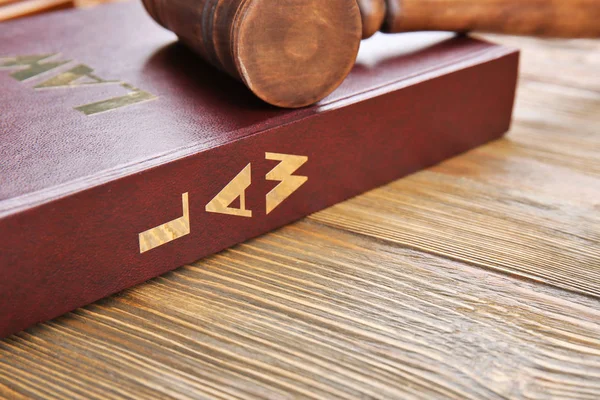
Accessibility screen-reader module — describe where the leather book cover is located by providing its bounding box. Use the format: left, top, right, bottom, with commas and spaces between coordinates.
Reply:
0, 1, 519, 337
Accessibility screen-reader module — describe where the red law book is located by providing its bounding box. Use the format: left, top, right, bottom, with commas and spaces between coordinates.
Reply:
0, 1, 519, 338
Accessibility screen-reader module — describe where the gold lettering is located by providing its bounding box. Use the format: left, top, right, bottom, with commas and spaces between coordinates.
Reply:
75, 83, 157, 115
1, 54, 157, 115
0, 54, 70, 81
139, 193, 190, 253
206, 164, 253, 218
265, 153, 308, 215
35, 64, 119, 89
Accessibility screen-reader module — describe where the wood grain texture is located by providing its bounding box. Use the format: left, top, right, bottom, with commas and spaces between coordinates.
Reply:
0, 0, 117, 20
140, 0, 598, 109
141, 0, 362, 108
384, 0, 600, 38
1, 36, 599, 399
357, 0, 386, 39
0, 0, 25, 6
0, 0, 72, 21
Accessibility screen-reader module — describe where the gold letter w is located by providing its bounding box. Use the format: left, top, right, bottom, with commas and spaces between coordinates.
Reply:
265, 153, 308, 215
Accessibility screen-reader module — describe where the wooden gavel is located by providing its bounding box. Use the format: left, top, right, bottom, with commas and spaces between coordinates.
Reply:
142, 0, 600, 108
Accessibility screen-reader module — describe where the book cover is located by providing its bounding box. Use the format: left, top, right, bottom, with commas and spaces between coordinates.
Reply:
0, 1, 519, 337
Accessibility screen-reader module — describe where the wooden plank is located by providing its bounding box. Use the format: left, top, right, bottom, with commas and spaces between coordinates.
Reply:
1, 222, 599, 399
482, 35, 600, 92
1, 33, 599, 399
312, 136, 600, 298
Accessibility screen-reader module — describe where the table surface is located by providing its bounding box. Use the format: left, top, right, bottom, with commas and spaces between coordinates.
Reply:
1, 34, 599, 400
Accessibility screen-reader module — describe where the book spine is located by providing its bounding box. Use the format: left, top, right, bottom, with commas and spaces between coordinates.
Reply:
0, 50, 519, 338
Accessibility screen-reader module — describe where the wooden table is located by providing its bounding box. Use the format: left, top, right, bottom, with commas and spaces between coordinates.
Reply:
1, 35, 598, 400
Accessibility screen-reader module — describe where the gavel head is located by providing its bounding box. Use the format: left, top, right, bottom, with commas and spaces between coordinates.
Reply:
142, 0, 362, 108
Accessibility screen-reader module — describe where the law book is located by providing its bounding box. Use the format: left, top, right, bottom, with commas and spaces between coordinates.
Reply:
0, 1, 519, 338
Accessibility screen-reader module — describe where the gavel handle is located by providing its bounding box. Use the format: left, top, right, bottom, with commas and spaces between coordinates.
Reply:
362, 0, 600, 38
